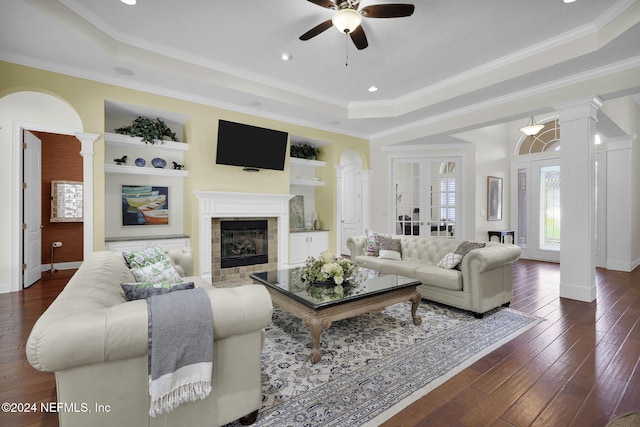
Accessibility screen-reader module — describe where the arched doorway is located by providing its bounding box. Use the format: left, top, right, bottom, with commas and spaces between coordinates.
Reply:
0, 91, 98, 292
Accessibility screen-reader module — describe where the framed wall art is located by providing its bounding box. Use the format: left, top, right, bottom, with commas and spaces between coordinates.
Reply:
487, 176, 503, 221
122, 185, 169, 226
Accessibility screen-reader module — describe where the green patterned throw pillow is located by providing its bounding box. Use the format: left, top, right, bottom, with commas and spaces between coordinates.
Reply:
123, 246, 166, 269
121, 281, 195, 301
130, 257, 182, 284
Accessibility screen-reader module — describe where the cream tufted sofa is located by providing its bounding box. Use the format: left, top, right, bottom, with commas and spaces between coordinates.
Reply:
26, 248, 273, 427
346, 235, 521, 317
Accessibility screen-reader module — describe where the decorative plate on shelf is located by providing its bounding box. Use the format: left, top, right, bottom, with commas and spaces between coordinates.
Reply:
135, 157, 146, 167
151, 157, 166, 168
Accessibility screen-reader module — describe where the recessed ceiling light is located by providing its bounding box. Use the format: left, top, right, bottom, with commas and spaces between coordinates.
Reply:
281, 53, 292, 61
563, 0, 576, 3
368, 86, 378, 92
120, 0, 136, 5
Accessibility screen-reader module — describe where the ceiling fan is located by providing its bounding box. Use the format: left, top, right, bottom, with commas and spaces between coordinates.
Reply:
299, 0, 415, 50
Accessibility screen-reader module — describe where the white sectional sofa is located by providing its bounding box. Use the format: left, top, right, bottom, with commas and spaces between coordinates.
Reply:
346, 234, 521, 317
26, 248, 272, 427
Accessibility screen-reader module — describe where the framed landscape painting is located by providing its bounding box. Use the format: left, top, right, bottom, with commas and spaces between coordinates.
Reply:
122, 185, 169, 226
487, 176, 503, 221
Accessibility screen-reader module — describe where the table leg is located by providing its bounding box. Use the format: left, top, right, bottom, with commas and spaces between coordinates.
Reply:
410, 292, 422, 325
303, 317, 332, 364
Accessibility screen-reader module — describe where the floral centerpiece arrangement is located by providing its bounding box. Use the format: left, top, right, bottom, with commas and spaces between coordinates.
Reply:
300, 251, 360, 301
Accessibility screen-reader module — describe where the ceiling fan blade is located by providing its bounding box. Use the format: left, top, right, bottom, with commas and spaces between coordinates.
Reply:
360, 4, 415, 18
305, 0, 337, 9
350, 26, 368, 50
299, 19, 334, 40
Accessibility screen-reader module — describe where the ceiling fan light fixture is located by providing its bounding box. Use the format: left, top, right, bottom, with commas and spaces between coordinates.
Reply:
332, 8, 362, 33
520, 116, 545, 136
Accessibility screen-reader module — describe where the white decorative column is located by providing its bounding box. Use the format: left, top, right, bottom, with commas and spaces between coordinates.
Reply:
74, 132, 99, 257
335, 164, 344, 255
606, 135, 636, 271
361, 169, 372, 236
554, 97, 602, 302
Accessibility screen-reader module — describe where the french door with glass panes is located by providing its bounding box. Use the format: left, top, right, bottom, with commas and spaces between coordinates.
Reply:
392, 158, 460, 238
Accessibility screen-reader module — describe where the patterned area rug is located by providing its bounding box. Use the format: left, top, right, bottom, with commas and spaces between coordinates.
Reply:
226, 301, 541, 427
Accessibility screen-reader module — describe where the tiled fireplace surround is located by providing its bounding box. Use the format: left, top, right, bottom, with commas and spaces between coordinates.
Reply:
195, 192, 293, 284
212, 217, 277, 282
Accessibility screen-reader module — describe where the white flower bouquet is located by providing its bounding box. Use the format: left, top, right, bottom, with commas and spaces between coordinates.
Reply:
300, 251, 359, 301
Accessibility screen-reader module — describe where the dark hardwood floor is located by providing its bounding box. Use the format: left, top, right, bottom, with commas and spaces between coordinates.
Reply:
1, 261, 638, 426
383, 260, 640, 427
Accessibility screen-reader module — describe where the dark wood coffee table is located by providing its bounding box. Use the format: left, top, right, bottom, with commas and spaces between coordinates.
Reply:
251, 267, 422, 364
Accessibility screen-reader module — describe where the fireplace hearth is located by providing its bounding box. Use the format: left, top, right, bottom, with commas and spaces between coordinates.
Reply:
220, 220, 268, 268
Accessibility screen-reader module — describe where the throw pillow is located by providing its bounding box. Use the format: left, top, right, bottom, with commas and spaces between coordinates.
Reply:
121, 281, 195, 301
378, 236, 402, 253
453, 241, 486, 270
123, 246, 167, 269
377, 236, 402, 260
437, 252, 463, 269
130, 257, 182, 284
378, 249, 402, 260
365, 229, 390, 257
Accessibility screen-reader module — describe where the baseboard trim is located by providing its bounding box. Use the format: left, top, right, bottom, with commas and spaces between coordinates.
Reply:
606, 259, 637, 272
559, 282, 597, 303
40, 261, 82, 272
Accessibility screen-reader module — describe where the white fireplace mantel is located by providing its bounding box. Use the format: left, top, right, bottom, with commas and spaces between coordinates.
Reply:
194, 191, 294, 283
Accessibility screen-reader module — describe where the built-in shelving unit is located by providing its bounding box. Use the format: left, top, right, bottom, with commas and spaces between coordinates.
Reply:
290, 157, 325, 187
105, 132, 188, 178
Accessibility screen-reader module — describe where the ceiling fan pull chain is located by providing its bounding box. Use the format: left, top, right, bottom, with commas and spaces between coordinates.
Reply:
345, 32, 349, 67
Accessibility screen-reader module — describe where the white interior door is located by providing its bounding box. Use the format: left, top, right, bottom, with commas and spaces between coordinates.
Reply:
23, 130, 42, 288
340, 163, 361, 255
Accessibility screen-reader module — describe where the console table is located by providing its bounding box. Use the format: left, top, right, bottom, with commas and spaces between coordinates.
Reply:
488, 230, 515, 244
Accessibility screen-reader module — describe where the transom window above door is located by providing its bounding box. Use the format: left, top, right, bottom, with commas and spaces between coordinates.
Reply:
518, 119, 560, 155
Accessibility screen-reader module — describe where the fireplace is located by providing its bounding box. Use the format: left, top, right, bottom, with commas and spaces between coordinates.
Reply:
220, 220, 268, 268
211, 216, 279, 282
195, 191, 294, 284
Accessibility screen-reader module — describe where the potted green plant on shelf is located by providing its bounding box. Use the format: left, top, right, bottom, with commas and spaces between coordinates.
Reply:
290, 143, 320, 160
114, 116, 178, 145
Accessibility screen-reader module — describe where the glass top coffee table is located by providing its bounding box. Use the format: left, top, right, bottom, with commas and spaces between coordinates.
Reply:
251, 267, 422, 364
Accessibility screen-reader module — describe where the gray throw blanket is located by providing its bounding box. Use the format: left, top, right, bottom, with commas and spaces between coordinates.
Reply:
147, 287, 214, 417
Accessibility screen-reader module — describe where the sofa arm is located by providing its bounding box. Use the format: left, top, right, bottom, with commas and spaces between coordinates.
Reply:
26, 285, 272, 373
460, 243, 521, 273
346, 235, 368, 258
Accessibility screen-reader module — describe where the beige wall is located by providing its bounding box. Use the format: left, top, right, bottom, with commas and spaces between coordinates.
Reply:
0, 61, 368, 289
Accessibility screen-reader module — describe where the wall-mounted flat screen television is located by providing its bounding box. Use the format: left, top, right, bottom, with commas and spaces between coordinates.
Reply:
215, 119, 289, 171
